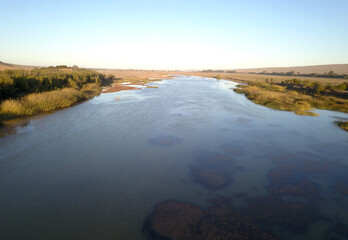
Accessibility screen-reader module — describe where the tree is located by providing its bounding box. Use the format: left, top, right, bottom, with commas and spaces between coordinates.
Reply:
328, 71, 336, 77
314, 82, 325, 95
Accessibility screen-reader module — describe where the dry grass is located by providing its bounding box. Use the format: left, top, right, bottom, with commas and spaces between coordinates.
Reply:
0, 85, 100, 123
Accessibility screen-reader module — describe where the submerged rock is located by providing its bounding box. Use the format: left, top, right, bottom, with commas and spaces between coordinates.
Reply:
332, 223, 348, 238
223, 145, 246, 157
268, 154, 320, 198
145, 200, 276, 240
190, 153, 235, 190
145, 200, 204, 240
268, 168, 318, 196
332, 182, 348, 195
239, 197, 319, 232
194, 169, 230, 189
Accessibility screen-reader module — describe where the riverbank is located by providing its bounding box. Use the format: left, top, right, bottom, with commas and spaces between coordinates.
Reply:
0, 69, 168, 127
0, 66, 116, 126
0, 84, 101, 126
233, 81, 348, 117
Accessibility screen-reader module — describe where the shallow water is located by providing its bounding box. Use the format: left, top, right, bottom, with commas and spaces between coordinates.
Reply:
0, 76, 347, 240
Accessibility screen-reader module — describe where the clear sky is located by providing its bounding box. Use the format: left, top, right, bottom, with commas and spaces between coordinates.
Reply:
1, 0, 347, 70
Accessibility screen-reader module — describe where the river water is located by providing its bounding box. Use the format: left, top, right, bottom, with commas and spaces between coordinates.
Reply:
0, 76, 347, 240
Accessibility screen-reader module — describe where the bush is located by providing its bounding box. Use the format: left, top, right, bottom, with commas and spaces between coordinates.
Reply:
336, 83, 347, 91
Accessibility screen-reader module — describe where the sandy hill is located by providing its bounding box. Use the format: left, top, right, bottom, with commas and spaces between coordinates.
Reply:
234, 64, 348, 75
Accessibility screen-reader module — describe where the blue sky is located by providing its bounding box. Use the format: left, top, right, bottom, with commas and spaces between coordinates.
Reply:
1, 0, 347, 69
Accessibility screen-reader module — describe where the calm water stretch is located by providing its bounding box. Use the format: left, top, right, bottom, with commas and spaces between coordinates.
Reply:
1, 76, 348, 240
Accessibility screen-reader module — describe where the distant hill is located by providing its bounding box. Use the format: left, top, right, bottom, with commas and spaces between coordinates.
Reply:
0, 61, 36, 70
2, 60, 348, 74
234, 64, 348, 75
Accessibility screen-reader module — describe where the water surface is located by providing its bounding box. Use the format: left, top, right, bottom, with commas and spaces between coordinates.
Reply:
0, 76, 347, 239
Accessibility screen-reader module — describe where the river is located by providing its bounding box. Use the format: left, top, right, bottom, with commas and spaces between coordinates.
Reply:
0, 76, 348, 240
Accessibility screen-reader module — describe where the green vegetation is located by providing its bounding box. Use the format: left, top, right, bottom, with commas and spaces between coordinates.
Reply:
0, 66, 114, 125
234, 80, 348, 116
335, 121, 348, 131
0, 66, 114, 100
